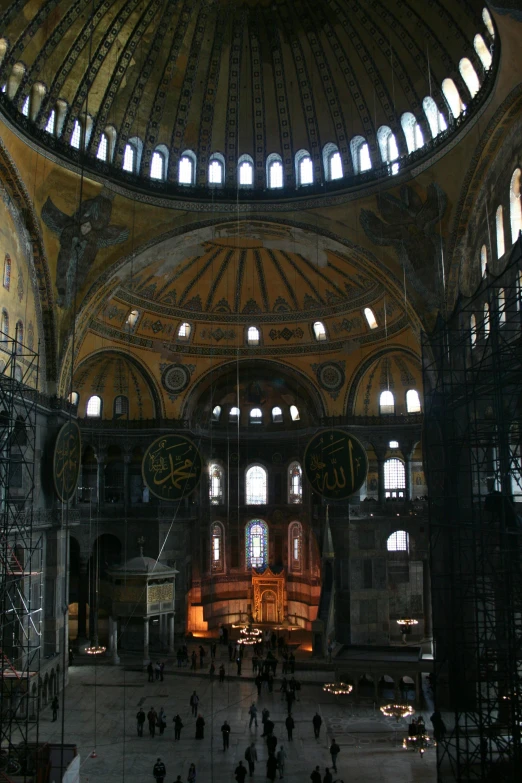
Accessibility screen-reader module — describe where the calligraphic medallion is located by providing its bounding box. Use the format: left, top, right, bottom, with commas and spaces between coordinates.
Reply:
304, 429, 368, 500
142, 434, 202, 501
53, 421, 81, 502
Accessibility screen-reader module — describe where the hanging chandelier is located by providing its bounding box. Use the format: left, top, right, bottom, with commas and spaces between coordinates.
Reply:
380, 703, 415, 720
238, 625, 262, 645
397, 617, 419, 628
85, 642, 106, 655
323, 682, 353, 696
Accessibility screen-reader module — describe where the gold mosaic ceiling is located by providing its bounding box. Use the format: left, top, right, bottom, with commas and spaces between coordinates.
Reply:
0, 0, 491, 188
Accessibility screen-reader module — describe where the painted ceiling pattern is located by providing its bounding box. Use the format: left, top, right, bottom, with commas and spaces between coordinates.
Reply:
73, 352, 156, 418
353, 352, 422, 416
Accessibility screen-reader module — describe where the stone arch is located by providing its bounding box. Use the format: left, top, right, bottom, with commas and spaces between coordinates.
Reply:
344, 346, 421, 415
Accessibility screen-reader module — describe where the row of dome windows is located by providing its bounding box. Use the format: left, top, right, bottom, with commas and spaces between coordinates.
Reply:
1, 13, 493, 190
480, 169, 522, 273
212, 404, 301, 424
469, 272, 522, 347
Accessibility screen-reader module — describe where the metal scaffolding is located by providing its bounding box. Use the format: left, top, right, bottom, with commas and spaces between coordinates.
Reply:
0, 335, 41, 776
423, 238, 522, 781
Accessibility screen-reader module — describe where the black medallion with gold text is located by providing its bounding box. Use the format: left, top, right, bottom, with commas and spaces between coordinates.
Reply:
304, 429, 368, 500
142, 434, 202, 501
53, 421, 82, 503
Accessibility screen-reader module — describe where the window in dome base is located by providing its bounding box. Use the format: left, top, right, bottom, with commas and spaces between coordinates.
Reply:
290, 405, 300, 422
329, 151, 343, 180
299, 156, 313, 186
209, 157, 224, 185
482, 7, 495, 38
364, 308, 378, 329
459, 58, 480, 99
229, 406, 240, 424
97, 133, 108, 162
406, 389, 421, 413
70, 120, 82, 149
150, 151, 165, 181
313, 321, 327, 341
179, 154, 195, 185
272, 406, 283, 424
211, 405, 222, 422
247, 325, 260, 346
380, 390, 395, 415
21, 96, 29, 117
123, 143, 136, 173
442, 78, 465, 119
250, 408, 262, 425
239, 156, 254, 187
86, 395, 102, 418
45, 110, 56, 135
114, 395, 129, 418
474, 34, 492, 70
177, 321, 192, 341
268, 155, 284, 189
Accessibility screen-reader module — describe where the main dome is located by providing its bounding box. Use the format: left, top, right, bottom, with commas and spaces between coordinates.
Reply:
0, 0, 496, 197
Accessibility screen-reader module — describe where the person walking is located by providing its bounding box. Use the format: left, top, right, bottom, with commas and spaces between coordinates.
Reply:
248, 703, 258, 728
159, 661, 165, 682
245, 743, 257, 777
276, 747, 286, 779
312, 712, 322, 738
51, 696, 59, 722
329, 739, 340, 772
219, 664, 225, 683
187, 763, 196, 783
195, 714, 205, 739
136, 707, 146, 737
255, 673, 263, 696
155, 661, 161, 681
190, 691, 199, 717
267, 733, 277, 756
323, 769, 333, 783
235, 761, 247, 783
147, 661, 154, 682
173, 714, 183, 740
148, 707, 158, 738
153, 758, 166, 783
221, 719, 231, 750
199, 645, 206, 669
158, 707, 166, 735
191, 651, 197, 671
209, 662, 216, 679
285, 690, 294, 714
310, 767, 321, 783
266, 754, 278, 783
261, 708, 270, 735
285, 715, 294, 740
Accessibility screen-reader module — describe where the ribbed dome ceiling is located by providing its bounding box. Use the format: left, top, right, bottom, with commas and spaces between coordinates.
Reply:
0, 0, 493, 192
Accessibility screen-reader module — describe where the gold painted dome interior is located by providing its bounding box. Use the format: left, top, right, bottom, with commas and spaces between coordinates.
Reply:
0, 0, 496, 197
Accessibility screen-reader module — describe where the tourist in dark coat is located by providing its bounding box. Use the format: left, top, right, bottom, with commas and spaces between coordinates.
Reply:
310, 767, 321, 783
173, 714, 183, 740
266, 754, 278, 783
235, 761, 247, 783
312, 712, 322, 738
153, 758, 166, 783
285, 715, 295, 740
195, 714, 205, 739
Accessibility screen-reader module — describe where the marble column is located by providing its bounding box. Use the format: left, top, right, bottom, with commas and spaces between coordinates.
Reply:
377, 458, 386, 505
143, 617, 150, 664
168, 613, 175, 653
108, 616, 114, 652
95, 448, 107, 509
112, 618, 120, 665
77, 558, 89, 641
123, 453, 131, 508
404, 455, 412, 501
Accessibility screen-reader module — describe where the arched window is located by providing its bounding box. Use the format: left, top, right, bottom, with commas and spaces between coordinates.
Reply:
470, 314, 477, 348
246, 519, 268, 569
481, 245, 488, 278
246, 465, 267, 505
68, 391, 79, 406
177, 321, 192, 340
406, 389, 421, 413
288, 461, 302, 504
1, 309, 8, 342
289, 521, 303, 572
70, 119, 82, 149
459, 58, 480, 98
290, 405, 300, 422
97, 133, 108, 161
113, 395, 128, 418
510, 169, 522, 244
209, 463, 224, 505
313, 321, 327, 341
229, 406, 240, 423
209, 153, 225, 185
387, 530, 409, 552
364, 308, 378, 329
482, 7, 495, 38
442, 78, 464, 118
3, 253, 11, 290
380, 390, 395, 415
384, 459, 406, 498
377, 126, 399, 173
498, 288, 506, 325
125, 309, 139, 331
123, 142, 136, 173
15, 320, 23, 354
45, 110, 56, 135
496, 205, 505, 258
21, 95, 29, 117
484, 302, 490, 336
295, 149, 314, 186
150, 149, 166, 181
211, 522, 225, 571
272, 406, 283, 423
422, 96, 447, 138
250, 408, 263, 425
179, 150, 196, 185
211, 405, 222, 422
323, 143, 343, 181
350, 136, 371, 173
7, 62, 25, 101
86, 395, 102, 417
474, 34, 492, 70
267, 153, 284, 189
247, 326, 260, 346
238, 154, 254, 187
401, 113, 423, 153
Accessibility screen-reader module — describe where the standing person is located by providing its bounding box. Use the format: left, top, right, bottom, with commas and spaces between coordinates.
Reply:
195, 714, 205, 739
191, 651, 197, 671
190, 691, 199, 717
209, 662, 216, 679
235, 761, 247, 783
285, 689, 294, 714
255, 673, 263, 696
155, 661, 161, 680
261, 708, 270, 736
136, 707, 146, 737
248, 703, 258, 728
219, 625, 224, 645
159, 661, 165, 682
211, 642, 217, 660
237, 656, 242, 676
310, 767, 321, 783
329, 739, 340, 772
221, 719, 231, 750
173, 714, 183, 740
285, 715, 294, 741
276, 747, 286, 779
51, 695, 59, 722
153, 758, 166, 783
245, 743, 257, 777
312, 712, 322, 738
323, 769, 332, 783
219, 664, 225, 683
266, 754, 278, 783
147, 661, 154, 682
267, 733, 277, 756
148, 707, 158, 738
199, 645, 206, 669
252, 655, 258, 674
158, 707, 166, 735
187, 763, 196, 783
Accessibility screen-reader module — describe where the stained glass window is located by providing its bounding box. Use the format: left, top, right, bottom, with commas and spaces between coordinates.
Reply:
212, 522, 224, 571
246, 520, 268, 569
289, 521, 302, 572
209, 463, 224, 504
246, 465, 267, 504
3, 254, 11, 290
288, 461, 302, 504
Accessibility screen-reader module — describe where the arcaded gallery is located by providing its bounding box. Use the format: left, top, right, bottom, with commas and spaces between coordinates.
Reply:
0, 1, 520, 782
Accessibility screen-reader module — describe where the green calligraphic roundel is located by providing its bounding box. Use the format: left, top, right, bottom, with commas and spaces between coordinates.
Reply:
53, 421, 82, 503
304, 429, 368, 500
142, 434, 202, 501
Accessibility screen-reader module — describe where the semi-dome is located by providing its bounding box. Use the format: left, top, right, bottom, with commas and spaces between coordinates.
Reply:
0, 0, 496, 198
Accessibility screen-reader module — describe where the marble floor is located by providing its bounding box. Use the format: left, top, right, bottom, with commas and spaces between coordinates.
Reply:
34, 650, 437, 783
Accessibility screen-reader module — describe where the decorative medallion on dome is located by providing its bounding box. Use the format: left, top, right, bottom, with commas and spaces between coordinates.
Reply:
161, 364, 191, 395
312, 361, 346, 401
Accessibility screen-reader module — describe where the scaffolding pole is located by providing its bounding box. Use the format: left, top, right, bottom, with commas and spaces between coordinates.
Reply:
423, 239, 522, 781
